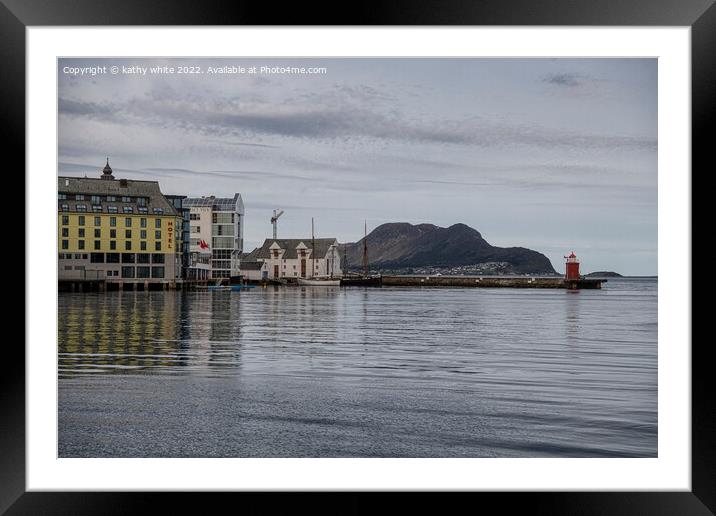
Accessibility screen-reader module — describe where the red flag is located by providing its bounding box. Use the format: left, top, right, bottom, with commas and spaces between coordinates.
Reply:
199, 239, 209, 249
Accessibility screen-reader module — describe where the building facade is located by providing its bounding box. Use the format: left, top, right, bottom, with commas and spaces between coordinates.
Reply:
184, 194, 244, 280
58, 161, 183, 286
241, 238, 342, 280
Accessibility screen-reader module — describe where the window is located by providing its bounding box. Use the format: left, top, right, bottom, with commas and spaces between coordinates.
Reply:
92, 205, 103, 212
58, 193, 67, 200
140, 218, 147, 228
137, 197, 147, 206
94, 216, 101, 226
94, 240, 101, 250
106, 253, 119, 263
213, 237, 233, 249
137, 253, 150, 264
153, 208, 164, 214
155, 219, 161, 228
90, 253, 104, 263
155, 241, 161, 251
121, 266, 135, 278
191, 226, 200, 233
106, 270, 113, 277
190, 213, 200, 220
109, 217, 116, 227
62, 215, 69, 225
78, 240, 85, 250
107, 206, 118, 213
94, 229, 101, 238
123, 206, 134, 213
61, 228, 69, 237
211, 224, 233, 236
213, 213, 233, 224
151, 266, 165, 278
136, 266, 150, 278
91, 195, 101, 205
155, 230, 162, 239
152, 253, 164, 264
140, 241, 147, 251
74, 254, 82, 259
78, 228, 85, 238
125, 230, 132, 239
125, 217, 132, 227
61, 240, 68, 249
61, 204, 69, 211
75, 194, 84, 201
138, 207, 148, 214
76, 205, 87, 212
125, 241, 132, 251
122, 253, 135, 263
140, 230, 147, 239
106, 195, 116, 202
122, 196, 131, 203
110, 240, 116, 250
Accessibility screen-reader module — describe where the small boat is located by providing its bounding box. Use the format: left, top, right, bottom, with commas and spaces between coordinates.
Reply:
297, 277, 340, 286
207, 284, 256, 291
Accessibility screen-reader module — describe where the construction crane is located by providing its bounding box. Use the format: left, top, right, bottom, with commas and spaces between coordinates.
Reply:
271, 209, 284, 239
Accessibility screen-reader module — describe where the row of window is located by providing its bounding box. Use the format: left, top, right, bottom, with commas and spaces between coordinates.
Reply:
61, 215, 164, 228
60, 204, 158, 214
59, 252, 166, 264
58, 193, 148, 204
61, 228, 163, 239
188, 213, 237, 223
61, 239, 164, 251
118, 266, 165, 278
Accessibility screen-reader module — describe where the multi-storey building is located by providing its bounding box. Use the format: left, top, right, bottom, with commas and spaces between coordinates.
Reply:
57, 160, 183, 288
241, 238, 342, 281
165, 195, 191, 280
183, 194, 244, 280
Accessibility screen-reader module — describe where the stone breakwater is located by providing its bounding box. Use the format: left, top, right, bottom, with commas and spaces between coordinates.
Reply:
381, 276, 604, 289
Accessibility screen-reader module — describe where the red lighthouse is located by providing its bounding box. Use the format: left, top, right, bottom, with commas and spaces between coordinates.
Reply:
565, 252, 580, 280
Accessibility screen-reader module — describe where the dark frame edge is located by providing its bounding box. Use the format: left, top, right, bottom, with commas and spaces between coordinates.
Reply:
6, 0, 712, 514
0, 1, 26, 515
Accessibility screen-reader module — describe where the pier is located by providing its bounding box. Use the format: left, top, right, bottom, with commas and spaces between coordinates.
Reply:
381, 275, 604, 289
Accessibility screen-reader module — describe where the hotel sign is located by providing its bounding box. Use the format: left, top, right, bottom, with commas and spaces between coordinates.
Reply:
167, 220, 173, 250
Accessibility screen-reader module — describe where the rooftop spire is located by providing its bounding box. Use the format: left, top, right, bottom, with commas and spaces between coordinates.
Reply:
101, 157, 114, 180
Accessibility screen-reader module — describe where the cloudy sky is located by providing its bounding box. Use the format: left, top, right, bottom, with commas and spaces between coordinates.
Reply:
58, 58, 657, 275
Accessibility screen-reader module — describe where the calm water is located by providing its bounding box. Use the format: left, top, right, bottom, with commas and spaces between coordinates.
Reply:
58, 279, 657, 457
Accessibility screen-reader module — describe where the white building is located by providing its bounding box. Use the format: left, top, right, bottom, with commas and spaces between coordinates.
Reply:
184, 194, 244, 279
241, 238, 342, 280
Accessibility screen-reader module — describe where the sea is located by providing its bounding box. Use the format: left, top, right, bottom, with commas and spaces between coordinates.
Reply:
58, 278, 657, 458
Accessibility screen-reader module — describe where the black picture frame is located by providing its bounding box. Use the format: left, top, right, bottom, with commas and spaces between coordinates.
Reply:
5, 0, 710, 513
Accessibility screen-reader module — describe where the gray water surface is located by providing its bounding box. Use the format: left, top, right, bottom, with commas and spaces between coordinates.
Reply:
58, 279, 657, 457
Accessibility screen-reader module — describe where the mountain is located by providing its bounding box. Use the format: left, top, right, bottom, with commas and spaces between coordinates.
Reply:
585, 271, 622, 278
340, 222, 556, 274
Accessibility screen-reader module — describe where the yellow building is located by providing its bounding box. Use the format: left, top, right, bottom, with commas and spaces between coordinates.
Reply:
58, 160, 183, 288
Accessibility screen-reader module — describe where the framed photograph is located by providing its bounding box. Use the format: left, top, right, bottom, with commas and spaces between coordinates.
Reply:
8, 0, 710, 513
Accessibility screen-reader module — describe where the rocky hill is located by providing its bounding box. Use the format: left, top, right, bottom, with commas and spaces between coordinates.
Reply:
340, 222, 556, 275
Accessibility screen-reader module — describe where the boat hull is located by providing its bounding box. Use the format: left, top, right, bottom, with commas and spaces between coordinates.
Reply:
297, 278, 340, 286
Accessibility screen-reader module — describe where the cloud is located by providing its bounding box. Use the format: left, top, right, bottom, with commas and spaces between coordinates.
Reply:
59, 91, 655, 152
542, 73, 593, 87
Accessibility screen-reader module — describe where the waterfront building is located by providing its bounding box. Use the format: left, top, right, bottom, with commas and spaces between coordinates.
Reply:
183, 194, 244, 280
242, 238, 342, 280
165, 195, 191, 279
57, 160, 183, 287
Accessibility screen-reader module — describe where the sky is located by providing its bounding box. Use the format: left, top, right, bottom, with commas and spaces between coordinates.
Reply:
58, 58, 657, 275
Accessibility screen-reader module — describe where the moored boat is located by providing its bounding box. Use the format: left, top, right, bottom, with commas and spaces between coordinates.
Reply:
297, 277, 340, 286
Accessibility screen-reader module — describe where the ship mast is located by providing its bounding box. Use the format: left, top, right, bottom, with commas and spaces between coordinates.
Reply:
312, 217, 315, 279
362, 220, 368, 276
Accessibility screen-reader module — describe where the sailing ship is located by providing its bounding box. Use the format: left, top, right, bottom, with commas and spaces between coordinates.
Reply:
340, 220, 382, 287
296, 218, 340, 286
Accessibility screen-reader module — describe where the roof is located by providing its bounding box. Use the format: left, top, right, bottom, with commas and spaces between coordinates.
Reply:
239, 261, 264, 271
183, 193, 243, 212
251, 238, 338, 260
58, 176, 177, 215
